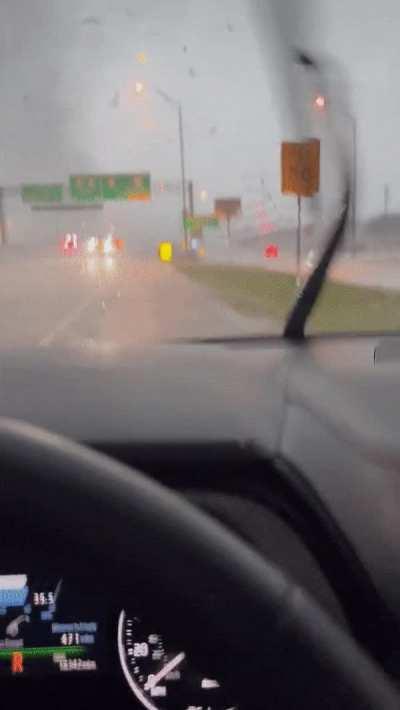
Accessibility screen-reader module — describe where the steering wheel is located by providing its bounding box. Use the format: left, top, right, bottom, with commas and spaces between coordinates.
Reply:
0, 419, 398, 710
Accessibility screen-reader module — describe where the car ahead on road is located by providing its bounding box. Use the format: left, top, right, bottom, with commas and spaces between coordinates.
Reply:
85, 235, 124, 257
62, 233, 79, 256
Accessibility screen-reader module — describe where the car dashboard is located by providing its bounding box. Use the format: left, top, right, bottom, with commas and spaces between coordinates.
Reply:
0, 442, 355, 710
0, 569, 236, 710
1, 437, 396, 710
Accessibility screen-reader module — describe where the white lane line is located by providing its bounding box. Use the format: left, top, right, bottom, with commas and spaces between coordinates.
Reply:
39, 297, 95, 347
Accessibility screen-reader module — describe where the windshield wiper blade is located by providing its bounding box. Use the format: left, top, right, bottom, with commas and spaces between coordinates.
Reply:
284, 189, 350, 340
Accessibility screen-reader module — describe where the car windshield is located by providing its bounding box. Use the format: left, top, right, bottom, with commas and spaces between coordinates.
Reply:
0, 0, 397, 349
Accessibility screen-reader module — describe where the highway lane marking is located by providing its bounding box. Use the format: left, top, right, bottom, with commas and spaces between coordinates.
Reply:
39, 297, 96, 347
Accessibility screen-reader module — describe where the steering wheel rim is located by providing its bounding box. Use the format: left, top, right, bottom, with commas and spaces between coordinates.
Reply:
0, 418, 397, 710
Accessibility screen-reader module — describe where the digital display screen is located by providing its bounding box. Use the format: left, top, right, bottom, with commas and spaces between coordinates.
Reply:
0, 574, 102, 678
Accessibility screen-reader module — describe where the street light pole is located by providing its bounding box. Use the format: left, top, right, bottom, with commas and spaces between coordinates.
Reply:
155, 88, 189, 251
178, 103, 188, 250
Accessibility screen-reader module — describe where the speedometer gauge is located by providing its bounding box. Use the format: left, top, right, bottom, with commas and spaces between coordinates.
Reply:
118, 610, 236, 710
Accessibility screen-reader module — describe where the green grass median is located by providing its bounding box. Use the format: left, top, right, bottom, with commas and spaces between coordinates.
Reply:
176, 263, 400, 333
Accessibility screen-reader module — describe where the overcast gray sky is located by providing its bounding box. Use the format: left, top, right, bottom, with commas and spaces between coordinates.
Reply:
0, 0, 398, 243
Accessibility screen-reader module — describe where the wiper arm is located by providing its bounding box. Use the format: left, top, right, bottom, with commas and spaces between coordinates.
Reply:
284, 189, 350, 340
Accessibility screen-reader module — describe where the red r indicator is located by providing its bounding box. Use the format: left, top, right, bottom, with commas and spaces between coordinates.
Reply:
11, 652, 23, 674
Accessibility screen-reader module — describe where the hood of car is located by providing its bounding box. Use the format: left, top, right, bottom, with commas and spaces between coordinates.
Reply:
0, 342, 288, 447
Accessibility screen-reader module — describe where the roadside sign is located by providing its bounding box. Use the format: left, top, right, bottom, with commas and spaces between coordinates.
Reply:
22, 184, 63, 203
184, 214, 219, 230
155, 180, 181, 195
214, 198, 241, 219
281, 139, 320, 197
158, 241, 173, 262
214, 198, 241, 244
70, 173, 151, 201
281, 138, 320, 289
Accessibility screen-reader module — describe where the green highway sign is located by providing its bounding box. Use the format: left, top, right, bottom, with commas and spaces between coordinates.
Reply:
22, 184, 63, 203
184, 214, 219, 230
70, 176, 102, 202
102, 175, 133, 200
102, 173, 151, 201
70, 173, 151, 201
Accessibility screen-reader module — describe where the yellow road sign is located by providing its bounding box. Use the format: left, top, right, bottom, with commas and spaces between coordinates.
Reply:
281, 139, 320, 197
158, 241, 173, 262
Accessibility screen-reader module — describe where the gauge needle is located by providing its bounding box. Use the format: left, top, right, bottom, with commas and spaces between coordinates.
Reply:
54, 578, 62, 602
144, 651, 186, 691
